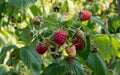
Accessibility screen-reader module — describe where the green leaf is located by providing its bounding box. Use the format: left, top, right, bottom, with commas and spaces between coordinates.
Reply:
20, 46, 41, 75
86, 53, 107, 75
0, 64, 10, 75
61, 0, 68, 12
30, 5, 42, 16
69, 59, 84, 75
42, 59, 84, 75
108, 17, 120, 33
8, 0, 36, 9
110, 60, 120, 75
42, 63, 61, 75
0, 45, 16, 59
20, 26, 34, 44
42, 58, 65, 75
93, 35, 120, 62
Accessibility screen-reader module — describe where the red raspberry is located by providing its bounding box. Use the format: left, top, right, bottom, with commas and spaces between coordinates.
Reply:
54, 30, 66, 45
36, 44, 47, 54
72, 39, 84, 50
80, 10, 92, 21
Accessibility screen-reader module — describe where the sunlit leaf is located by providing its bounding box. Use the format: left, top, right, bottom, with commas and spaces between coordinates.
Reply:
93, 35, 120, 62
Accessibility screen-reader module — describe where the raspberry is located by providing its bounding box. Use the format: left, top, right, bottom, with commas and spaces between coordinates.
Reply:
54, 30, 66, 45
72, 39, 84, 50
79, 10, 91, 21
36, 44, 47, 54
32, 16, 41, 25
65, 45, 76, 57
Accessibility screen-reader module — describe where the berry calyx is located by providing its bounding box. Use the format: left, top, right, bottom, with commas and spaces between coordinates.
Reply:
72, 39, 84, 50
79, 10, 92, 21
32, 16, 41, 25
54, 30, 66, 45
36, 43, 47, 54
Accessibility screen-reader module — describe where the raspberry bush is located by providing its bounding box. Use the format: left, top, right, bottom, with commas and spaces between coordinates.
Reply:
0, 0, 120, 75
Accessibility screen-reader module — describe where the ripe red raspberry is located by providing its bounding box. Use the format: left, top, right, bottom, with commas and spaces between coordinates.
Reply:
36, 44, 47, 54
72, 39, 84, 50
54, 30, 66, 45
79, 10, 92, 21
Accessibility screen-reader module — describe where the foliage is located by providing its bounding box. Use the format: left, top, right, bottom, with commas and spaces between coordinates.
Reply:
0, 0, 120, 75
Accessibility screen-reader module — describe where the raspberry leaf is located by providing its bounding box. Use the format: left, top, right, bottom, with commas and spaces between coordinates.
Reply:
20, 46, 41, 75
86, 53, 107, 75
42, 59, 84, 75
